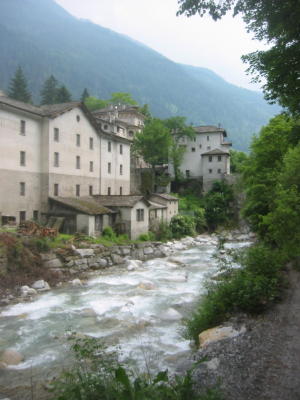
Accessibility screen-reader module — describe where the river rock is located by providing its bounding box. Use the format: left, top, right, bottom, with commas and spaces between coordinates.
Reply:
75, 248, 94, 258
143, 247, 154, 255
199, 325, 246, 348
71, 279, 83, 287
111, 254, 124, 264
44, 258, 63, 268
20, 286, 37, 297
204, 357, 220, 371
126, 259, 142, 271
161, 308, 182, 321
31, 280, 50, 291
138, 282, 155, 290
0, 349, 24, 365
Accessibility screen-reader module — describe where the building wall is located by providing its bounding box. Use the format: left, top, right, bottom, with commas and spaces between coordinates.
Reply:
202, 154, 229, 182
77, 214, 95, 236
130, 200, 149, 239
0, 107, 43, 223
149, 195, 178, 222
100, 136, 130, 196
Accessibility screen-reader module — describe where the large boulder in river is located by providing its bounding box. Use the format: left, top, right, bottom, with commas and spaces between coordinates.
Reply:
199, 325, 246, 348
31, 280, 50, 291
0, 349, 24, 365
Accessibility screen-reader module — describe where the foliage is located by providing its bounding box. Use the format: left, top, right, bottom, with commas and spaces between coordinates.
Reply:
177, 0, 300, 113
84, 96, 108, 111
50, 336, 222, 400
194, 208, 207, 233
8, 66, 32, 103
81, 88, 90, 102
154, 221, 173, 242
56, 85, 72, 103
109, 92, 138, 105
229, 149, 248, 173
139, 104, 152, 122
133, 119, 172, 168
102, 226, 116, 240
204, 181, 234, 230
40, 75, 59, 105
170, 215, 196, 239
185, 244, 284, 343
138, 232, 155, 242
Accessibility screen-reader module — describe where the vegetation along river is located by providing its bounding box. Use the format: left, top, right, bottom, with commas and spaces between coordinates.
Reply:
0, 234, 252, 398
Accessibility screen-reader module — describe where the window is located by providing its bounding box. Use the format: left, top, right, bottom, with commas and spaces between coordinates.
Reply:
185, 170, 190, 178
20, 120, 26, 135
199, 144, 202, 149
54, 183, 59, 196
104, 124, 108, 130
209, 155, 213, 162
120, 186, 123, 195
120, 164, 123, 175
207, 146, 211, 150
20, 182, 25, 196
128, 130, 134, 137
218, 169, 222, 173
54, 152, 59, 167
54, 128, 59, 142
209, 169, 213, 174
19, 211, 26, 222
76, 115, 80, 122
20, 151, 26, 166
76, 134, 80, 147
218, 155, 222, 162
207, 136, 209, 141
108, 141, 111, 152
76, 184, 80, 197
120, 144, 123, 154
193, 137, 196, 142
33, 210, 38, 221
89, 185, 93, 196
136, 208, 144, 222
108, 187, 111, 195
191, 147, 196, 152
108, 162, 111, 174
89, 137, 93, 150
155, 209, 158, 218
90, 161, 94, 172
76, 156, 80, 169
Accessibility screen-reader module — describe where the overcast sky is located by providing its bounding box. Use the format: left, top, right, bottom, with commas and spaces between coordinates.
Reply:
55, 0, 267, 90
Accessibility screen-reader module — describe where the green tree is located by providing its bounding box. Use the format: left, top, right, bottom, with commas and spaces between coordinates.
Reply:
109, 92, 138, 105
84, 96, 108, 111
40, 75, 58, 105
8, 66, 32, 103
133, 118, 172, 169
177, 0, 300, 113
81, 88, 90, 102
55, 85, 72, 103
204, 181, 234, 230
229, 149, 249, 173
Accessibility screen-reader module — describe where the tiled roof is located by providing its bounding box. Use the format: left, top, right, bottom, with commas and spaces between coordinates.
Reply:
194, 125, 227, 137
149, 201, 167, 210
40, 102, 81, 117
0, 96, 43, 116
93, 195, 150, 208
150, 193, 179, 201
201, 148, 230, 156
49, 197, 114, 215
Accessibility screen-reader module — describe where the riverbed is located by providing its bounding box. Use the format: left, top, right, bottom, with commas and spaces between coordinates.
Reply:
0, 234, 252, 399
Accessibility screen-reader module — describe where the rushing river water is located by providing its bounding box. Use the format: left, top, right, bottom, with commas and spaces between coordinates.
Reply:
0, 234, 252, 399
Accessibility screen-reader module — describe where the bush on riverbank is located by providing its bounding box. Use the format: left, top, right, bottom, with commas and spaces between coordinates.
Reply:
185, 244, 285, 343
50, 336, 223, 400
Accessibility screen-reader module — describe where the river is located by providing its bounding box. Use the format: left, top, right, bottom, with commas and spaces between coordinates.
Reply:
0, 234, 252, 399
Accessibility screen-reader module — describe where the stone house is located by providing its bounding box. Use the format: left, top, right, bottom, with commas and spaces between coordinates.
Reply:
149, 193, 179, 222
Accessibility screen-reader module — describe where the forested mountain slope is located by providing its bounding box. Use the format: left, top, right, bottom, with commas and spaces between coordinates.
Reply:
0, 0, 280, 150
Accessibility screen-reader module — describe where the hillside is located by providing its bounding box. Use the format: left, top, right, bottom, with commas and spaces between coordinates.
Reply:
0, 0, 280, 150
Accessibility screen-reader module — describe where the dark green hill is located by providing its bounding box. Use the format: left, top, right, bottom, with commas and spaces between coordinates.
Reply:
0, 0, 280, 150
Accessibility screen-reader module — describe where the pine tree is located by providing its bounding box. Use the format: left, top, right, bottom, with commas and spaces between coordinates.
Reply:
55, 85, 72, 103
81, 88, 90, 102
40, 75, 58, 105
8, 66, 32, 103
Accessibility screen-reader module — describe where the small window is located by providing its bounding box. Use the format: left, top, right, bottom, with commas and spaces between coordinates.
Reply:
199, 144, 202, 149
19, 211, 26, 222
76, 184, 80, 197
209, 155, 213, 162
207, 136, 209, 141
54, 152, 59, 167
90, 161, 94, 172
185, 170, 190, 178
218, 169, 222, 173
76, 115, 80, 122
54, 128, 59, 142
155, 209, 158, 218
103, 124, 108, 130
108, 141, 111, 152
20, 120, 26, 135
120, 186, 123, 195
136, 209, 144, 222
128, 130, 134, 137
108, 162, 111, 174
89, 137, 93, 150
76, 134, 80, 147
20, 182, 25, 196
120, 164, 123, 175
33, 210, 38, 221
108, 187, 111, 195
207, 146, 211, 150
54, 183, 59, 196
120, 144, 123, 154
191, 147, 196, 152
89, 185, 93, 196
209, 169, 213, 174
218, 155, 222, 162
193, 137, 196, 142
20, 151, 26, 166
76, 156, 80, 169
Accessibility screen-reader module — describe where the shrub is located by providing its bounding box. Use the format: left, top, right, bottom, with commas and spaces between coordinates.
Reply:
102, 226, 116, 240
154, 221, 172, 241
138, 232, 155, 241
170, 215, 196, 239
194, 207, 207, 233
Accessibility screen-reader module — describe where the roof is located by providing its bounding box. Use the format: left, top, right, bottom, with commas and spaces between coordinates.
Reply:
194, 125, 227, 137
150, 193, 179, 201
40, 102, 81, 117
149, 201, 167, 210
92, 104, 145, 119
49, 197, 114, 215
0, 96, 43, 116
201, 148, 230, 156
93, 195, 150, 208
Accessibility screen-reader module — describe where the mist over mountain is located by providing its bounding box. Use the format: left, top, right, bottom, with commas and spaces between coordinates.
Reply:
0, 0, 280, 150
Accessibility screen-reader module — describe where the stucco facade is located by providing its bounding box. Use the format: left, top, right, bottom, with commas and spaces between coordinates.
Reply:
149, 194, 179, 223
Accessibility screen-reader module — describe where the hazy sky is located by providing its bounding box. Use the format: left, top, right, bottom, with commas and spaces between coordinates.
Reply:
55, 0, 267, 90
